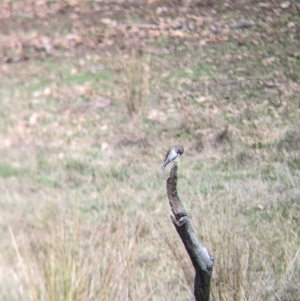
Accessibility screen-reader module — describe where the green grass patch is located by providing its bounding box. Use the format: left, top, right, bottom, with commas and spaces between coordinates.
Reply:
0, 162, 22, 178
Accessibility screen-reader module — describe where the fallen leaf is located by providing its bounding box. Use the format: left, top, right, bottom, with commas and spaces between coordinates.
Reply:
101, 142, 110, 150
29, 113, 39, 125
262, 56, 276, 66
281, 1, 290, 8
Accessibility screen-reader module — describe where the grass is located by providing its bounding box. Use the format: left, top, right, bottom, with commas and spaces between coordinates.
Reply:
0, 1, 300, 301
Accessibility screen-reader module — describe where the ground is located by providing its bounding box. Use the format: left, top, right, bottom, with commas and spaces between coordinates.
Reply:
0, 1, 299, 300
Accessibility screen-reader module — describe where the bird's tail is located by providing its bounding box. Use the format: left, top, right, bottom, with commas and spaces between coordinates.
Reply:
161, 163, 166, 171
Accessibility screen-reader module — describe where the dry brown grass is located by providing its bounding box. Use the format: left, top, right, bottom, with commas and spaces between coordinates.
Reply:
122, 50, 151, 116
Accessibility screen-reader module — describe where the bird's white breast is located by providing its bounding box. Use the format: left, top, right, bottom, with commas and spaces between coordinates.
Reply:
169, 148, 178, 161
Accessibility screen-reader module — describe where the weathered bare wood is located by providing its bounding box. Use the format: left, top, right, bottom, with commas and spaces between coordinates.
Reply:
166, 162, 214, 301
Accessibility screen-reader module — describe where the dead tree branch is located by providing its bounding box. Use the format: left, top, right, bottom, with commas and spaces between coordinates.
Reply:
166, 162, 214, 301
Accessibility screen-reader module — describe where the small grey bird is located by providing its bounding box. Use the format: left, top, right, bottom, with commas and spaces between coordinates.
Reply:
161, 145, 184, 171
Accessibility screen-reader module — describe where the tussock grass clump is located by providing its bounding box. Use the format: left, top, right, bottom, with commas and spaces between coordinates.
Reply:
7, 205, 147, 301
122, 51, 151, 116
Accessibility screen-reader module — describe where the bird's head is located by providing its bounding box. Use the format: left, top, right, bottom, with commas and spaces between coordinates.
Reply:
177, 145, 184, 156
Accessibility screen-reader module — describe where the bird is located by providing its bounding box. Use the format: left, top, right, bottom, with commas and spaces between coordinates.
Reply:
161, 145, 184, 171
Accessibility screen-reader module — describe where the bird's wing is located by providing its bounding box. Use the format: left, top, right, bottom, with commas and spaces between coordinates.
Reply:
164, 147, 172, 162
